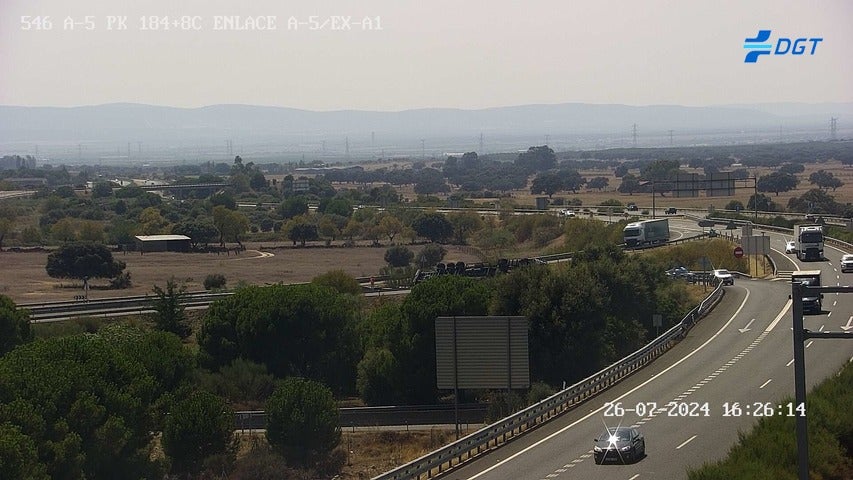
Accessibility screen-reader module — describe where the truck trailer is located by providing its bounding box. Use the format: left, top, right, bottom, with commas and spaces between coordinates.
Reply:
623, 218, 670, 247
795, 224, 824, 261
790, 270, 823, 314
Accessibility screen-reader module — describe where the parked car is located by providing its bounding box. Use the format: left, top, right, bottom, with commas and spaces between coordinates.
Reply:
665, 207, 677, 214
785, 241, 797, 254
626, 203, 638, 211
561, 209, 576, 217
594, 427, 645, 464
713, 269, 734, 285
841, 254, 853, 273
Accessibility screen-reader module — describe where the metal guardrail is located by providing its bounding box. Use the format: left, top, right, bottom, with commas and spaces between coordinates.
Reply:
21, 273, 393, 320
233, 404, 489, 432
371, 282, 725, 480
21, 291, 233, 320
704, 216, 853, 253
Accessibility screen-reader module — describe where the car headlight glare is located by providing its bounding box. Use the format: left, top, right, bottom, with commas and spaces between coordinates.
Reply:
621, 445, 631, 451
593, 446, 602, 452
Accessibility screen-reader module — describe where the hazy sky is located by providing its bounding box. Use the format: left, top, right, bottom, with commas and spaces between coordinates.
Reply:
1, 0, 851, 110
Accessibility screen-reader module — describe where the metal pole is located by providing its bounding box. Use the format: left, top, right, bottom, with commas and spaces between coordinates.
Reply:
754, 178, 758, 222
791, 282, 809, 480
652, 181, 656, 219
453, 316, 460, 440
507, 317, 512, 391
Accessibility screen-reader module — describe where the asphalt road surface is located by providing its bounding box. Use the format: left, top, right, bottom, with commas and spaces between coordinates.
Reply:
444, 226, 852, 480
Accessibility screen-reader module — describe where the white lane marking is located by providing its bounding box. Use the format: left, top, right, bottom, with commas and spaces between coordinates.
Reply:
759, 379, 772, 389
806, 341, 814, 349
827, 312, 833, 318
739, 318, 756, 333
463, 288, 753, 480
842, 316, 853, 331
629, 475, 641, 480
787, 358, 795, 367
833, 301, 837, 307
676, 435, 698, 449
765, 299, 792, 332
820, 325, 825, 331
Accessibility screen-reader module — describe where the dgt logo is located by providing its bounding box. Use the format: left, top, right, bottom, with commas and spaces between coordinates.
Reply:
743, 30, 823, 63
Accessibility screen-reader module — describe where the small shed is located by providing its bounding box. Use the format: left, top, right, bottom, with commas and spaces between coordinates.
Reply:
134, 234, 191, 253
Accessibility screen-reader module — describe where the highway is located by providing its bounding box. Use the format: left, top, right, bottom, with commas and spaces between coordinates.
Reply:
0, 190, 36, 200
441, 224, 852, 480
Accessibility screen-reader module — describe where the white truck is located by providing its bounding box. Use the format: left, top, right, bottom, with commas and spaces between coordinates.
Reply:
623, 218, 670, 247
794, 224, 824, 261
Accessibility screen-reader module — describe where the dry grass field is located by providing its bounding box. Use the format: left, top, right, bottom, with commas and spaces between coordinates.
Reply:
0, 243, 481, 304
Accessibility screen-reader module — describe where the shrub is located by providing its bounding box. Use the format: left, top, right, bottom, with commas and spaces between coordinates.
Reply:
384, 245, 414, 267
311, 270, 363, 295
162, 391, 235, 475
195, 359, 276, 408
204, 273, 227, 290
265, 378, 340, 464
414, 243, 447, 268
109, 271, 132, 289
527, 382, 556, 404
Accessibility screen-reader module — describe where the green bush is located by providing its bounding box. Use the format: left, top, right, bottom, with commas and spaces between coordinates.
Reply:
204, 273, 227, 290
688, 363, 853, 479
195, 359, 276, 408
162, 391, 234, 475
415, 243, 447, 268
265, 378, 340, 464
384, 245, 414, 267
356, 348, 401, 405
311, 270, 362, 295
0, 295, 32, 355
109, 271, 132, 289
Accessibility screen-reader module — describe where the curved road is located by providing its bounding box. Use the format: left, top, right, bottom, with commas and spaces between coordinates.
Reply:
444, 225, 852, 480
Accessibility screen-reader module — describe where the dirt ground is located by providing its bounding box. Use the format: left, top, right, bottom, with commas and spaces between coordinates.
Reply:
0, 243, 482, 304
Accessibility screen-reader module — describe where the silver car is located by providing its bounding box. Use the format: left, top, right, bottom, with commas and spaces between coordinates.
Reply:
841, 254, 853, 273
713, 269, 734, 286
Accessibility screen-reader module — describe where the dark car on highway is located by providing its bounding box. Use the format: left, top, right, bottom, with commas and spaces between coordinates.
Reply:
665, 207, 677, 214
594, 426, 645, 464
666, 266, 690, 279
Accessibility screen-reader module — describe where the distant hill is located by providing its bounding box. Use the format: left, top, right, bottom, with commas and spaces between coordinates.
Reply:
2, 102, 850, 145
